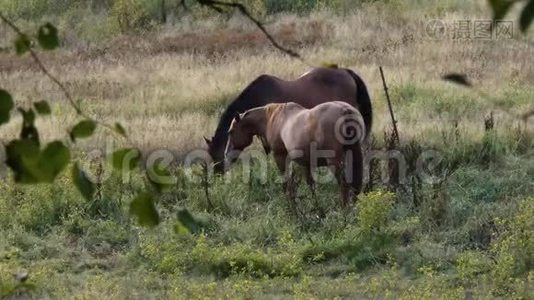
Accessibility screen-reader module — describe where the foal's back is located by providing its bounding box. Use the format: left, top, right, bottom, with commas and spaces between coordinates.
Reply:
280, 101, 364, 154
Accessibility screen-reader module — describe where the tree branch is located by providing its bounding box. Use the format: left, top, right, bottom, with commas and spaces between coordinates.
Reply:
0, 13, 130, 142
0, 13, 82, 115
1, 0, 311, 142
197, 0, 309, 65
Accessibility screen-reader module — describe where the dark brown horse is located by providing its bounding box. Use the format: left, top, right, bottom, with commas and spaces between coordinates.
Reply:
205, 67, 372, 172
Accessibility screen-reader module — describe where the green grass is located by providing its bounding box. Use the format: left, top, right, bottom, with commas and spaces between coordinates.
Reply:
1, 0, 534, 298
1, 77, 533, 299
1, 127, 533, 298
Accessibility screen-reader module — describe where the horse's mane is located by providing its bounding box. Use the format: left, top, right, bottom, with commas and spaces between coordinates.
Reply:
265, 103, 289, 129
210, 68, 373, 152
211, 75, 275, 148
264, 103, 284, 119
212, 103, 239, 147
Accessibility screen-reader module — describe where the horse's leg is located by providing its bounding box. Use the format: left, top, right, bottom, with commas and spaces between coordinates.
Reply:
304, 166, 316, 197
348, 141, 364, 202
305, 165, 324, 217
274, 152, 289, 192
338, 165, 350, 208
275, 153, 298, 216
287, 164, 297, 205
328, 158, 349, 208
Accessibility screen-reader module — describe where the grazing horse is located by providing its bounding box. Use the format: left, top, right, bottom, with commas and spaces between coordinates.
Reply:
224, 101, 366, 206
204, 67, 372, 173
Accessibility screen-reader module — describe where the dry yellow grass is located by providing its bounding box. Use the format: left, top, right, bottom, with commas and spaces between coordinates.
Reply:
0, 1, 532, 157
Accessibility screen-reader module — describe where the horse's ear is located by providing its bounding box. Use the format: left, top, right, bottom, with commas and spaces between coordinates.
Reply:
204, 136, 212, 145
234, 114, 241, 122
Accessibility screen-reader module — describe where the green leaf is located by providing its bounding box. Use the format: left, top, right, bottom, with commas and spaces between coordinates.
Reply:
38, 141, 70, 182
18, 108, 39, 146
15, 34, 31, 55
37, 23, 59, 50
177, 209, 201, 234
70, 120, 96, 142
130, 192, 160, 227
114, 123, 127, 137
20, 125, 40, 146
520, 0, 534, 32
147, 160, 175, 193
174, 222, 190, 235
72, 163, 95, 201
0, 89, 14, 125
488, 0, 515, 20
5, 139, 41, 183
6, 140, 70, 183
34, 101, 51, 115
18, 108, 36, 126
112, 148, 141, 172
442, 73, 472, 87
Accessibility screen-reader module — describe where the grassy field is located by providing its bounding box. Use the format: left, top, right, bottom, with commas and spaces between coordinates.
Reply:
1, 0, 534, 298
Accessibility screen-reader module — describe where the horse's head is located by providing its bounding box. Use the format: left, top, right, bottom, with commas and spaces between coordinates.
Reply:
223, 113, 255, 168
205, 136, 225, 173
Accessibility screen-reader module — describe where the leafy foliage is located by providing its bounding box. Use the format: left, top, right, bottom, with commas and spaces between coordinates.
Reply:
488, 0, 534, 32
0, 89, 14, 125
72, 163, 95, 201
70, 120, 97, 142
37, 23, 59, 50
0, 15, 166, 227
490, 198, 534, 294
18, 108, 39, 145
176, 209, 202, 234
112, 148, 141, 172
5, 139, 70, 183
357, 191, 395, 234
520, 0, 534, 31
488, 0, 515, 20
33, 100, 51, 115
114, 122, 127, 137
130, 192, 160, 227
14, 34, 31, 55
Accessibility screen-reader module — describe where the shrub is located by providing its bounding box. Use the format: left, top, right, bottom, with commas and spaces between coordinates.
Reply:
456, 250, 492, 284
110, 0, 152, 33
0, 0, 48, 19
357, 191, 395, 234
190, 233, 303, 278
490, 198, 534, 295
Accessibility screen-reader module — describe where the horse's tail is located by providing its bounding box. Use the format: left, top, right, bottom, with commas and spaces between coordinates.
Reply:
343, 68, 372, 140
347, 139, 364, 196
339, 108, 365, 196
337, 108, 366, 146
